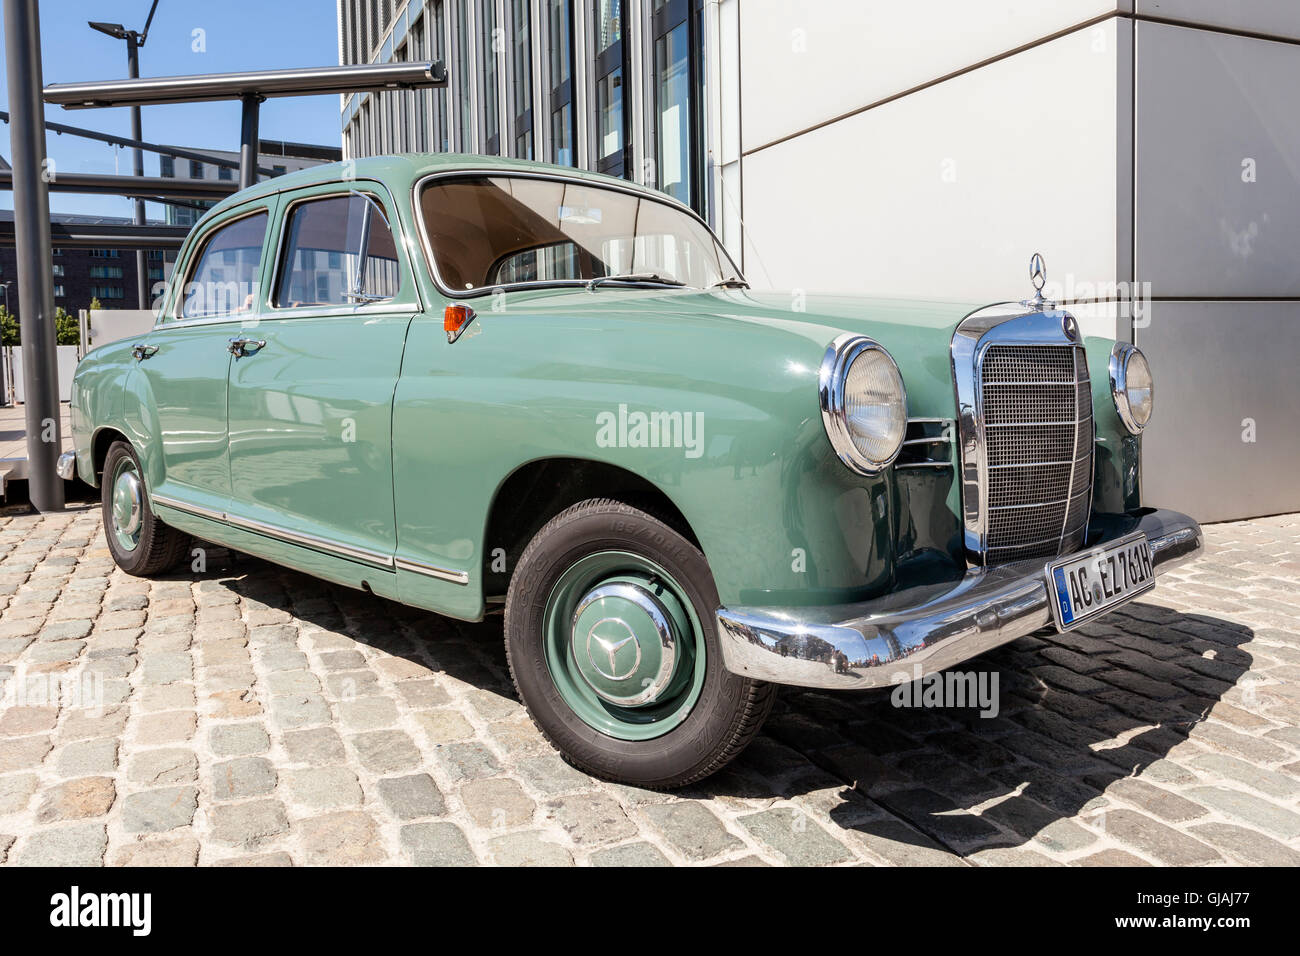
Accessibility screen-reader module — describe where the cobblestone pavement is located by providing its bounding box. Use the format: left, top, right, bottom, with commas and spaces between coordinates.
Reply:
0, 507, 1297, 866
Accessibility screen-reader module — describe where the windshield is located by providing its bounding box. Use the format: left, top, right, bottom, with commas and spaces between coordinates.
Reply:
418, 174, 738, 293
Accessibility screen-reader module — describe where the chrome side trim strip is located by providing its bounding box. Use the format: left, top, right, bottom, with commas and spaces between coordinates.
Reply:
223, 513, 395, 568
150, 493, 397, 571
394, 557, 470, 586
151, 493, 226, 523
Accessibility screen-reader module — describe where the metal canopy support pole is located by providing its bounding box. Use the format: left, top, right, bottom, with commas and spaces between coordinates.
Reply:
239, 93, 262, 190
127, 30, 150, 311
3, 0, 65, 511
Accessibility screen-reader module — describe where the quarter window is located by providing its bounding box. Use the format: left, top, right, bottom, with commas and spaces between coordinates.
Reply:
180, 212, 268, 320
274, 193, 401, 308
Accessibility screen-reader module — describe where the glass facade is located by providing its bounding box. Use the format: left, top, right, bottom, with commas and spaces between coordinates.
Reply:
340, 0, 708, 216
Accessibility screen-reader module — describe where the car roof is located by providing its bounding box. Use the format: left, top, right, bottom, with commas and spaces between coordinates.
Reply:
202, 153, 680, 222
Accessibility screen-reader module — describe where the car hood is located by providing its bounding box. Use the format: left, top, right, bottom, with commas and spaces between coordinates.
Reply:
492, 285, 988, 411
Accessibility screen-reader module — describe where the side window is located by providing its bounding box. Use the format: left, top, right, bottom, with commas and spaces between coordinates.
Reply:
180, 211, 268, 319
274, 192, 401, 308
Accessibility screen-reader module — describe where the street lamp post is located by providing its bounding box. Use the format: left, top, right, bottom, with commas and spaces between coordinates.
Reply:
88, 0, 159, 312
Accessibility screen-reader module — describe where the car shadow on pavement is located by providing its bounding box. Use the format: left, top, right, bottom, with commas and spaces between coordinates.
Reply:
194, 549, 1254, 864
752, 602, 1257, 863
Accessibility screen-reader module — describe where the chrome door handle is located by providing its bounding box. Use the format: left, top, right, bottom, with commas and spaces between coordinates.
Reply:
228, 337, 266, 358
131, 343, 158, 361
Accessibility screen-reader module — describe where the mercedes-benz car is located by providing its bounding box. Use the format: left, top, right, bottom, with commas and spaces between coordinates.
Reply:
63, 155, 1203, 788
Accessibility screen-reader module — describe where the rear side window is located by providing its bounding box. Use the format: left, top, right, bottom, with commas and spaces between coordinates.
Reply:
274, 192, 401, 308
180, 211, 268, 319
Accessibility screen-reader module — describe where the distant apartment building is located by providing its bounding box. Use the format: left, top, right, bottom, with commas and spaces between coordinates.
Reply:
158, 139, 343, 227
0, 211, 167, 317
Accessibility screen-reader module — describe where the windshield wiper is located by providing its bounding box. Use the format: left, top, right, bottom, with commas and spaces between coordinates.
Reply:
711, 276, 750, 289
585, 273, 687, 291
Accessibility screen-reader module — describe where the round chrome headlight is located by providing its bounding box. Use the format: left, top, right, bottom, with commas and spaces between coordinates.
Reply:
819, 335, 908, 475
1109, 343, 1154, 434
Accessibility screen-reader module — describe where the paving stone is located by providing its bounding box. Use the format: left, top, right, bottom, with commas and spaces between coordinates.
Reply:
325, 670, 381, 699
396, 679, 451, 709
14, 823, 107, 866
487, 831, 574, 866
1088, 808, 1220, 865
0, 706, 58, 735
110, 836, 200, 867
1188, 822, 1300, 867
412, 709, 476, 743
122, 786, 198, 833
54, 737, 118, 776
339, 696, 399, 730
1102, 777, 1208, 823
215, 852, 293, 867
35, 776, 116, 823
400, 822, 477, 866
590, 842, 672, 866
436, 741, 501, 781
209, 722, 271, 757
0, 773, 39, 814
132, 710, 196, 745
287, 767, 364, 809
738, 807, 853, 865
294, 811, 386, 865
1184, 786, 1300, 839
270, 693, 331, 729
282, 727, 346, 764
350, 729, 421, 774
0, 735, 52, 772
212, 757, 277, 800
1187, 753, 1300, 799
516, 753, 591, 794
460, 777, 534, 828
644, 802, 743, 861
543, 793, 637, 846
1072, 849, 1151, 866
377, 773, 445, 819
210, 799, 289, 849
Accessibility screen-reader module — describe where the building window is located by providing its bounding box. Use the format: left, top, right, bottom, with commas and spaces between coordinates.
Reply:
189, 160, 204, 179
652, 0, 699, 209
160, 155, 175, 178
218, 165, 233, 181
429, 1, 450, 151
510, 0, 534, 159
547, 0, 576, 166
480, 0, 501, 154
593, 0, 628, 177
90, 285, 125, 300
52, 264, 64, 277
53, 284, 65, 297
89, 249, 121, 258
90, 265, 124, 279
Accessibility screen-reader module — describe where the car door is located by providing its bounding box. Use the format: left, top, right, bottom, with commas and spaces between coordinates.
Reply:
224, 182, 419, 566
130, 203, 273, 516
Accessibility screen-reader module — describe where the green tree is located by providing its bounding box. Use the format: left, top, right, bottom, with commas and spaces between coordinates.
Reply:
55, 307, 80, 346
89, 296, 103, 312
0, 305, 17, 346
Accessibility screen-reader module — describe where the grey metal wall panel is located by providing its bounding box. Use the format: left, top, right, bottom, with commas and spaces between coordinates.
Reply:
1139, 0, 1300, 42
1138, 300, 1300, 522
1135, 21, 1300, 298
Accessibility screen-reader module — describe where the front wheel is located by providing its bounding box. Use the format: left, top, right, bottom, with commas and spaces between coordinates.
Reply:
101, 440, 189, 576
505, 499, 775, 789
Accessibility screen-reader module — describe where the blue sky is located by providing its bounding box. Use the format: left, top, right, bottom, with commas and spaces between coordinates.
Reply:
1, 0, 342, 218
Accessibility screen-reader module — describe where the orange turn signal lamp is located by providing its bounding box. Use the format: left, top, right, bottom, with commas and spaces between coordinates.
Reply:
444, 303, 476, 343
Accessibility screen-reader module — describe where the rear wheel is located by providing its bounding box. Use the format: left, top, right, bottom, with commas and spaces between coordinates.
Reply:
505, 498, 775, 788
101, 441, 189, 576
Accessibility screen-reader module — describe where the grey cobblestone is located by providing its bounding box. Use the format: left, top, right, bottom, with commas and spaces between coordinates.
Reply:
0, 509, 1296, 866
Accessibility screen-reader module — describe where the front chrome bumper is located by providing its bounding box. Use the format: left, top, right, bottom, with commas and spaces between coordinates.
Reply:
716, 509, 1202, 691
56, 450, 77, 481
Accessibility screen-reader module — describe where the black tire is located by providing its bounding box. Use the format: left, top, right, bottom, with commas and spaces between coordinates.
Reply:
505, 498, 776, 789
101, 440, 190, 577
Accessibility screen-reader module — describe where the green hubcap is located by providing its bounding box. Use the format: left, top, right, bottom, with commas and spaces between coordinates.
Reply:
544, 551, 705, 741
109, 458, 144, 553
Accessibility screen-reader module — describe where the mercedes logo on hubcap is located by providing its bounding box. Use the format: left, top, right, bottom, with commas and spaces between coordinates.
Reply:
586, 618, 642, 682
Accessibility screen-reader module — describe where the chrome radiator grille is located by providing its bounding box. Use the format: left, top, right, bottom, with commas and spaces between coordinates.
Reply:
979, 344, 1092, 563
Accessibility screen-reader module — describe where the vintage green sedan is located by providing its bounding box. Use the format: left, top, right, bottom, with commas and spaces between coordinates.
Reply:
63, 155, 1203, 788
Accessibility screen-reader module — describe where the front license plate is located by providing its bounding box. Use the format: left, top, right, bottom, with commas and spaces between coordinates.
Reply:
1047, 532, 1154, 631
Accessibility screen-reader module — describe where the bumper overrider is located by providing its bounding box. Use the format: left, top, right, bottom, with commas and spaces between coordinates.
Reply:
716, 508, 1202, 691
